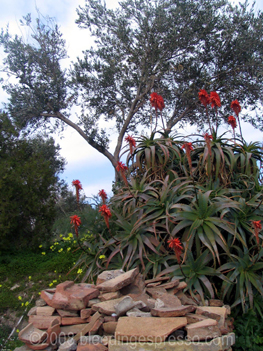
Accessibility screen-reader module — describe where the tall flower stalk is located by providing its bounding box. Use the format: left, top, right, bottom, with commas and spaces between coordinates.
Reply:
99, 204, 112, 229
231, 100, 243, 140
182, 142, 193, 174
199, 89, 212, 134
72, 179, 82, 208
98, 189, 107, 205
228, 115, 237, 139
167, 237, 186, 277
125, 135, 136, 156
252, 220, 262, 245
150, 92, 165, 130
116, 161, 129, 187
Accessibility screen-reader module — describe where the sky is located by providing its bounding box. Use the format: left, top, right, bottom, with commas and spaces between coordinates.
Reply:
0, 0, 263, 200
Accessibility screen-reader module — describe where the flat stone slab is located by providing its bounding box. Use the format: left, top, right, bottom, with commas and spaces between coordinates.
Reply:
96, 268, 139, 292
96, 269, 125, 285
36, 306, 55, 316
45, 281, 100, 310
60, 323, 89, 336
28, 315, 61, 329
115, 317, 187, 342
92, 297, 124, 315
108, 333, 235, 350
186, 319, 221, 341
151, 305, 196, 317
196, 306, 227, 327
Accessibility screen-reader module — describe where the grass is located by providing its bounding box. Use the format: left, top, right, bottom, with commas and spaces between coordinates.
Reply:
0, 233, 85, 350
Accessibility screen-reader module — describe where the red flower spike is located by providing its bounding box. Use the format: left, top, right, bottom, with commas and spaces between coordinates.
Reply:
72, 179, 82, 190
99, 204, 112, 229
125, 135, 136, 155
98, 189, 107, 204
252, 220, 262, 245
116, 161, 128, 172
231, 100, 241, 117
116, 161, 129, 186
70, 215, 81, 237
168, 238, 183, 264
203, 133, 213, 156
182, 142, 193, 172
198, 89, 210, 107
210, 92, 221, 109
72, 179, 82, 204
150, 92, 165, 111
228, 116, 237, 130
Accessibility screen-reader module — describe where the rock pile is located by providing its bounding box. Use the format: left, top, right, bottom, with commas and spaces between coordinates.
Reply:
16, 267, 235, 351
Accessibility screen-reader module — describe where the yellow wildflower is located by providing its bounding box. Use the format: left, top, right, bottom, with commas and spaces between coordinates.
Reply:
99, 255, 106, 259
49, 283, 53, 287
18, 296, 22, 300
77, 268, 83, 274
41, 252, 46, 255
39, 245, 42, 248
25, 301, 29, 306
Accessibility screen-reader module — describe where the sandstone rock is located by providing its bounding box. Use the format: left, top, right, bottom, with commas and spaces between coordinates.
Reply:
114, 296, 137, 316
62, 317, 89, 326
60, 324, 90, 336
80, 309, 93, 319
76, 344, 107, 351
209, 299, 224, 307
126, 308, 152, 317
146, 287, 167, 299
186, 313, 209, 324
145, 276, 170, 285
172, 281, 187, 294
115, 316, 187, 342
175, 291, 198, 306
103, 321, 118, 334
185, 319, 221, 341
25, 341, 50, 350
88, 299, 100, 307
57, 309, 79, 317
96, 269, 125, 285
35, 297, 48, 307
28, 315, 61, 330
119, 273, 145, 295
99, 291, 120, 301
47, 281, 99, 311
92, 297, 124, 315
151, 305, 196, 317
158, 280, 179, 290
89, 318, 104, 336
195, 306, 227, 327
36, 306, 55, 316
155, 293, 182, 308
96, 267, 139, 292
27, 306, 37, 316
79, 335, 103, 345
18, 323, 47, 344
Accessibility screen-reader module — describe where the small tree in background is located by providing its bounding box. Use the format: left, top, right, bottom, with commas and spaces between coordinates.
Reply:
0, 113, 65, 252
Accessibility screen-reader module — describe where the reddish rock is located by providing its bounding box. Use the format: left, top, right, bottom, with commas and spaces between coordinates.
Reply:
195, 306, 227, 327
47, 281, 99, 310
175, 291, 198, 306
103, 321, 118, 334
186, 313, 209, 324
81, 309, 93, 319
115, 316, 187, 342
36, 306, 55, 316
46, 318, 61, 344
172, 281, 187, 294
96, 268, 139, 292
57, 309, 79, 317
185, 319, 221, 341
89, 318, 104, 335
25, 342, 50, 350
28, 315, 61, 330
96, 270, 125, 285
154, 293, 182, 308
60, 323, 90, 336
146, 287, 167, 299
145, 276, 170, 285
151, 305, 196, 317
18, 323, 47, 344
77, 344, 107, 351
158, 280, 179, 290
40, 291, 54, 306
119, 273, 145, 295
92, 297, 124, 315
209, 299, 224, 307
99, 291, 120, 301
61, 317, 89, 325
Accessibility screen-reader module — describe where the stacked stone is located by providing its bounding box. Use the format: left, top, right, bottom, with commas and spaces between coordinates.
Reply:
16, 267, 235, 351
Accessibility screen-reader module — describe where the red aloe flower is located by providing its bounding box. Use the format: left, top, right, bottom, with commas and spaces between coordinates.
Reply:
228, 116, 237, 130
98, 189, 107, 204
231, 100, 241, 117
70, 215, 81, 237
168, 238, 183, 264
150, 92, 165, 111
125, 135, 136, 155
203, 133, 213, 156
209, 91, 221, 109
99, 204, 112, 229
252, 220, 262, 245
72, 179, 82, 204
182, 142, 193, 172
116, 161, 129, 187
198, 89, 210, 107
